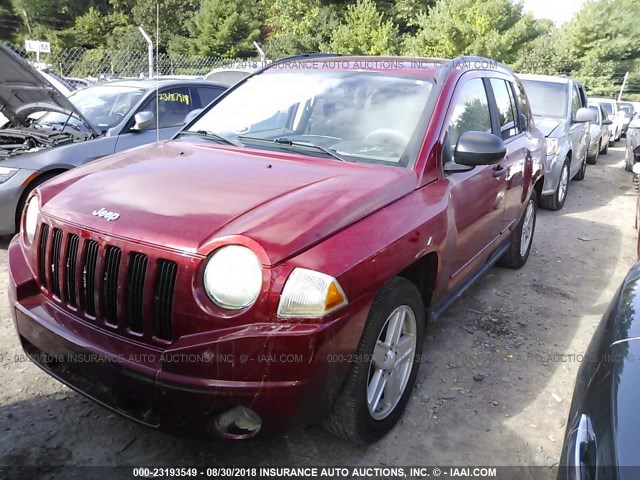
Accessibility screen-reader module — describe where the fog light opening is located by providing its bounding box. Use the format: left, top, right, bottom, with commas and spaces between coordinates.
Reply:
210, 406, 262, 440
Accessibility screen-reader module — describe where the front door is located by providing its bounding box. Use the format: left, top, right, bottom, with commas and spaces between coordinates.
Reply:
444, 75, 507, 290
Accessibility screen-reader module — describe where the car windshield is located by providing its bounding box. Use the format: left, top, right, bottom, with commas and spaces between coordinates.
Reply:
188, 70, 434, 167
620, 105, 632, 115
520, 80, 568, 118
37, 85, 145, 130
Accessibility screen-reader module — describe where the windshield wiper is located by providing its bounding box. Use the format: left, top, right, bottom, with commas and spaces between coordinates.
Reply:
238, 136, 349, 162
179, 130, 241, 146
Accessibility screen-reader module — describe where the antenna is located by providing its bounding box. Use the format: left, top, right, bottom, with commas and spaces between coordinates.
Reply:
156, 0, 160, 143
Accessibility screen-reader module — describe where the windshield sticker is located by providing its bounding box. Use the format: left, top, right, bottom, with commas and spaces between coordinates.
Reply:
159, 92, 191, 105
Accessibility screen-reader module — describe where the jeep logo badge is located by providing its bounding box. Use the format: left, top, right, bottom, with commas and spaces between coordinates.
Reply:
92, 208, 120, 222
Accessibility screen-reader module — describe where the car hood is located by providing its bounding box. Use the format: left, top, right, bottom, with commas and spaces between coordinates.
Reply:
533, 116, 564, 137
39, 140, 417, 265
0, 45, 98, 134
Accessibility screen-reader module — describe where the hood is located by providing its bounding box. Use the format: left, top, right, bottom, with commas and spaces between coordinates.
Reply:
0, 45, 98, 134
533, 115, 564, 137
40, 141, 416, 265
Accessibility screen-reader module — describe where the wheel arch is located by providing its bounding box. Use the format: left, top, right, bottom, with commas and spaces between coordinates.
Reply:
396, 251, 438, 313
14, 168, 68, 229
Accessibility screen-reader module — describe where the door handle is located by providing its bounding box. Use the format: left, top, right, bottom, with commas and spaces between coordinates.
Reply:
493, 166, 507, 178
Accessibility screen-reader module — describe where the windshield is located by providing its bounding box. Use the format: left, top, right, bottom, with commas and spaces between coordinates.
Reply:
188, 70, 433, 167
38, 85, 145, 130
520, 80, 568, 119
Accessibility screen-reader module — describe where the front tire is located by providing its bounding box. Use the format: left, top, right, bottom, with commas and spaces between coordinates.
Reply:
574, 156, 587, 181
499, 190, 537, 269
601, 140, 608, 155
539, 159, 569, 211
323, 277, 425, 444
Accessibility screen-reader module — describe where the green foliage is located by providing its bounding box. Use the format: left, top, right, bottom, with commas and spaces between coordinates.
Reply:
329, 0, 398, 55
405, 0, 546, 63
131, 0, 199, 47
1, 0, 639, 100
176, 0, 261, 58
563, 0, 640, 99
262, 1, 340, 57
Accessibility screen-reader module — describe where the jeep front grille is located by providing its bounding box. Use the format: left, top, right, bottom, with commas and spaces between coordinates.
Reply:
37, 223, 178, 343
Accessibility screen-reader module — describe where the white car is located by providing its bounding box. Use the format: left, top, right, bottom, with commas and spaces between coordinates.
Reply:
591, 97, 624, 145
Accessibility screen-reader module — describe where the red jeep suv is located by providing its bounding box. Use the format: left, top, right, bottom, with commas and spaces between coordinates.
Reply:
8, 55, 545, 443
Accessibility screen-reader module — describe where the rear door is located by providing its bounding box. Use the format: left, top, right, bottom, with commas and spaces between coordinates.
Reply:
443, 74, 508, 290
487, 77, 532, 231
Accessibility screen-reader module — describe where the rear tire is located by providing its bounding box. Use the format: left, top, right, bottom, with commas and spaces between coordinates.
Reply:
499, 191, 537, 269
323, 277, 425, 444
539, 159, 569, 211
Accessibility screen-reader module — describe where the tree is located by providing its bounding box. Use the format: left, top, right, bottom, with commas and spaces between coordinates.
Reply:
131, 0, 199, 48
510, 23, 575, 76
404, 0, 546, 64
179, 0, 261, 58
329, 0, 398, 55
262, 0, 340, 56
563, 0, 640, 98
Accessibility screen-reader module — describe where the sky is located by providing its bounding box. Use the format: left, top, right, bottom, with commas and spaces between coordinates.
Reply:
522, 0, 587, 25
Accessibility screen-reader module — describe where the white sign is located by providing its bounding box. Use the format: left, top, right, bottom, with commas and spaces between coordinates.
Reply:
25, 40, 51, 54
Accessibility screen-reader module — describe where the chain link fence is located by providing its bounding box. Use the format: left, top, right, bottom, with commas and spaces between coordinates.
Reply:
7, 44, 242, 79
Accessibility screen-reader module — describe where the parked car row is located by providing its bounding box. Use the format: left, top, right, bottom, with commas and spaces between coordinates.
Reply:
2, 49, 639, 478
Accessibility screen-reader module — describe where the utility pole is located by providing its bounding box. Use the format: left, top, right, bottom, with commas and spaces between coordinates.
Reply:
22, 10, 31, 35
138, 26, 154, 79
618, 72, 629, 101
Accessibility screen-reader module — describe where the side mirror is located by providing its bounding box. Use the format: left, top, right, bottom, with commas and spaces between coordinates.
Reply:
574, 108, 593, 123
634, 145, 640, 155
603, 119, 613, 125
183, 108, 203, 125
130, 111, 155, 131
454, 131, 506, 167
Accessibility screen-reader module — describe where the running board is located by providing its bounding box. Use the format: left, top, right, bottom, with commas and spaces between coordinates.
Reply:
430, 240, 510, 321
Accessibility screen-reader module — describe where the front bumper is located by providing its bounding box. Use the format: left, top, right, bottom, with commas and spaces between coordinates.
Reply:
542, 152, 563, 196
0, 169, 36, 236
8, 236, 368, 437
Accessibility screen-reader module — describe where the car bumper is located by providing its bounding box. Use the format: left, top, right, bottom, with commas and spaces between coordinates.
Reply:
588, 140, 599, 157
8, 236, 368, 437
0, 169, 35, 236
542, 153, 563, 196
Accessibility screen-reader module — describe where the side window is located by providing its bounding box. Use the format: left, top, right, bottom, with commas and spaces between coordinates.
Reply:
490, 78, 519, 140
447, 78, 492, 150
513, 81, 532, 131
196, 87, 225, 108
140, 87, 195, 129
571, 86, 580, 118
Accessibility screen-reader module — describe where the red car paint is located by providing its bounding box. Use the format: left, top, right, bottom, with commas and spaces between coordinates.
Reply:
8, 56, 545, 437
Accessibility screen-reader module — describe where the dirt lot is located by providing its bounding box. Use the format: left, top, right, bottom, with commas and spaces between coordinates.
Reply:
0, 145, 637, 478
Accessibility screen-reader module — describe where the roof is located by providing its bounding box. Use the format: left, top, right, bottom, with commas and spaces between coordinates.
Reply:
517, 73, 573, 84
262, 54, 514, 79
99, 79, 227, 90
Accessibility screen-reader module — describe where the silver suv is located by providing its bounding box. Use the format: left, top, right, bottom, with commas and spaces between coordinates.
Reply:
518, 74, 592, 210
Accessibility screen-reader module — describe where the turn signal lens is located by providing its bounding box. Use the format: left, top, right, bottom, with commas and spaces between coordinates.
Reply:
277, 268, 348, 318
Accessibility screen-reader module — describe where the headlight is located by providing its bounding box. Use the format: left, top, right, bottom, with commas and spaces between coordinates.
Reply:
546, 137, 559, 156
203, 245, 262, 309
0, 167, 18, 184
24, 196, 40, 244
277, 268, 348, 318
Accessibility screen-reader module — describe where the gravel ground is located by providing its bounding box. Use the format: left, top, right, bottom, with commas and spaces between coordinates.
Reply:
0, 145, 637, 478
